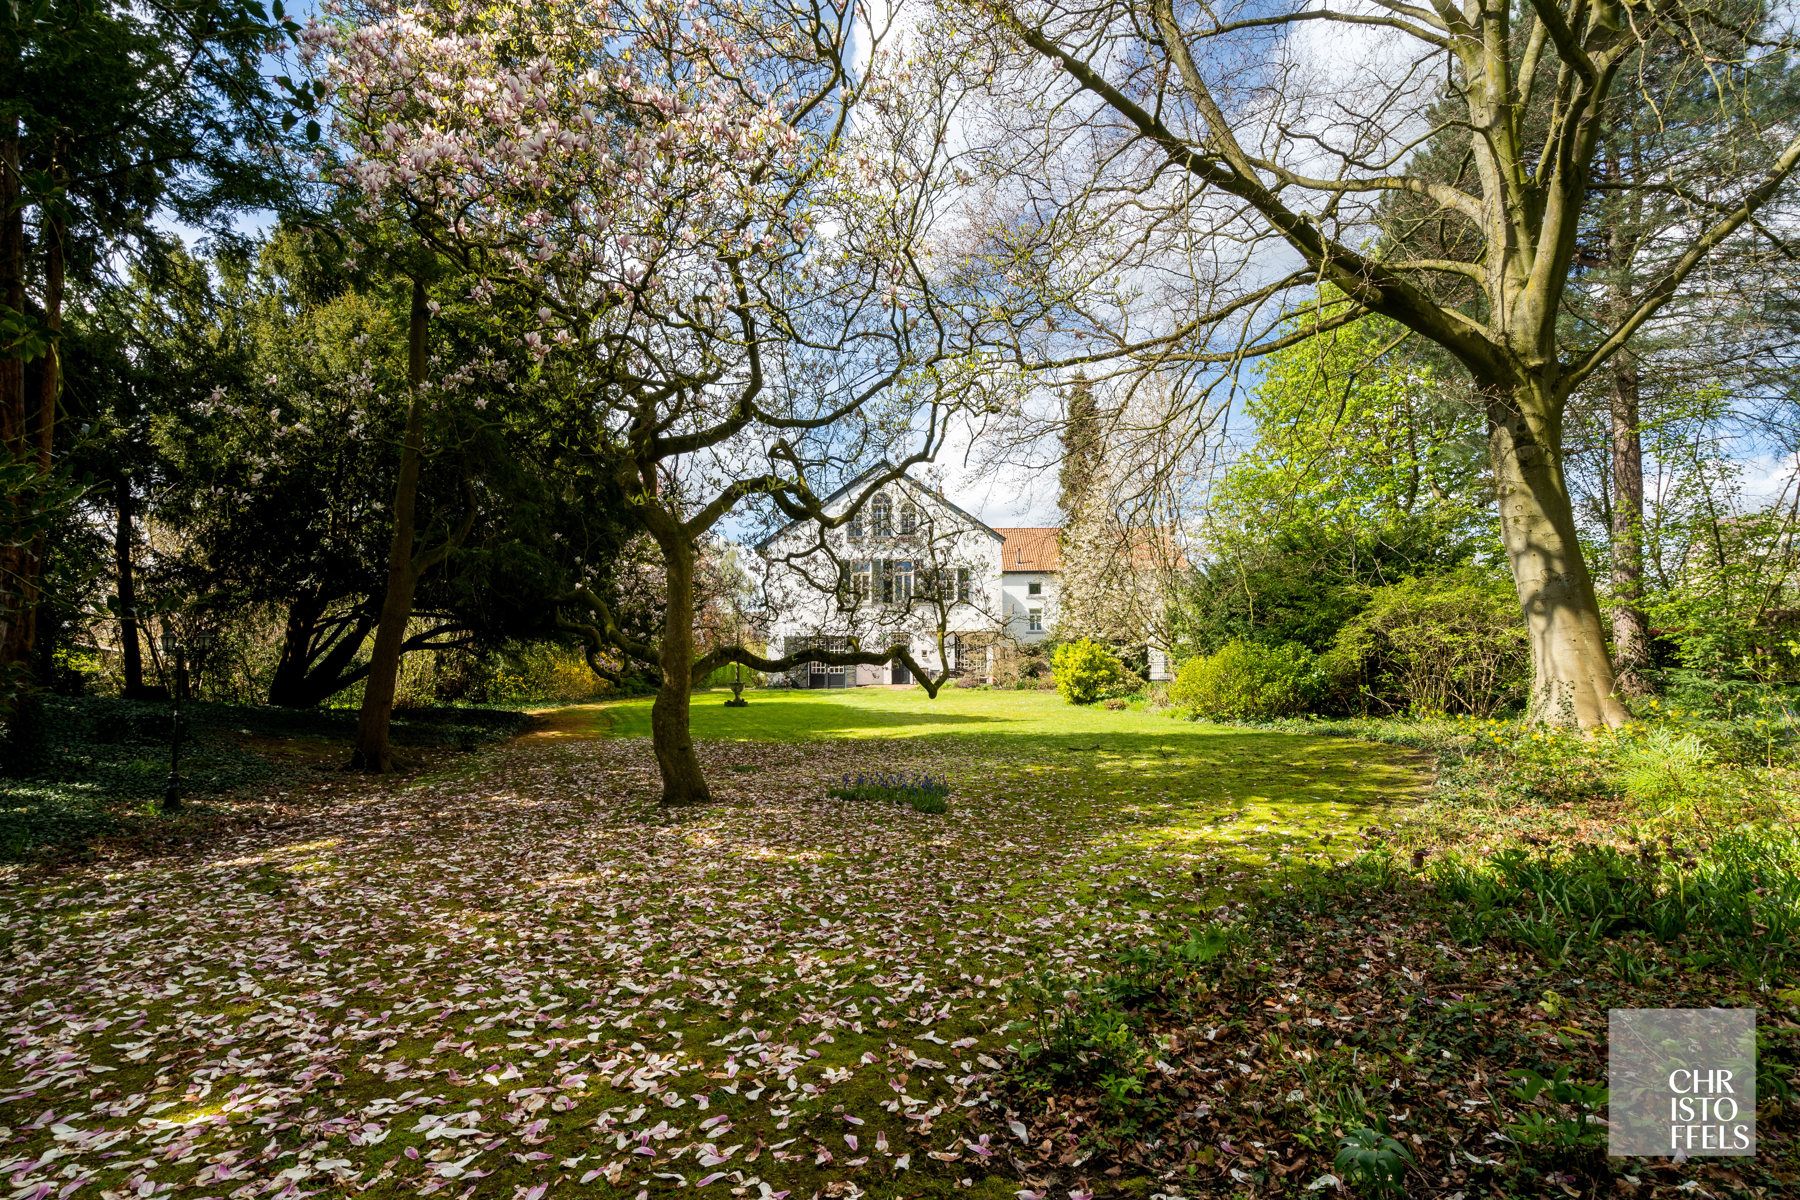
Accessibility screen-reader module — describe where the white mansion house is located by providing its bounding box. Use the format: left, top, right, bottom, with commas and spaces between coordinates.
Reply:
758, 464, 1160, 688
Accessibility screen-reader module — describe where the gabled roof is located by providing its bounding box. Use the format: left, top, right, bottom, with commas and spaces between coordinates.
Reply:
994, 527, 1062, 572
754, 461, 1003, 552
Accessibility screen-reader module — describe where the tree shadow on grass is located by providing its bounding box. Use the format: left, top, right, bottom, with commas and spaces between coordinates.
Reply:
685, 723, 1431, 888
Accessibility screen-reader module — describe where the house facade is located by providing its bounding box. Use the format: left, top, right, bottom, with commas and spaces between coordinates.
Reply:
758, 466, 1168, 687
995, 526, 1059, 644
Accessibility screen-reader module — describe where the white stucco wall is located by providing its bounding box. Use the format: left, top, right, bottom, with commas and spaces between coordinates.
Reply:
760, 476, 1004, 683
1000, 572, 1058, 642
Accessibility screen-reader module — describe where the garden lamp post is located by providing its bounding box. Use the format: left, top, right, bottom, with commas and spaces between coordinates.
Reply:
160, 629, 186, 813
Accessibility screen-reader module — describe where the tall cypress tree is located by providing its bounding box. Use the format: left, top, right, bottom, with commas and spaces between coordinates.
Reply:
1055, 372, 1147, 643
1057, 372, 1101, 522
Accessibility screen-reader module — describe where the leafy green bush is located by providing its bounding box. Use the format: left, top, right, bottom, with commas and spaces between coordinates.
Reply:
1168, 639, 1322, 719
1051, 638, 1135, 705
700, 660, 765, 691
1426, 828, 1800, 980
1320, 569, 1527, 716
1611, 726, 1714, 808
1659, 659, 1800, 721
1421, 709, 1798, 835
436, 640, 615, 705
1012, 974, 1151, 1092
1644, 505, 1800, 701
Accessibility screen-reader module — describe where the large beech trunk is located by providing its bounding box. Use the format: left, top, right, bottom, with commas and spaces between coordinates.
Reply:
1607, 354, 1653, 695
650, 541, 710, 806
1488, 384, 1630, 729
351, 279, 431, 772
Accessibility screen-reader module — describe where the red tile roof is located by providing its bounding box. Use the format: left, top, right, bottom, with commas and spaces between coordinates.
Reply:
994, 527, 1062, 572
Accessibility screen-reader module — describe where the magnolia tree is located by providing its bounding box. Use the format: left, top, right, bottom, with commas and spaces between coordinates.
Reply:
961, 0, 1800, 728
313, 0, 993, 802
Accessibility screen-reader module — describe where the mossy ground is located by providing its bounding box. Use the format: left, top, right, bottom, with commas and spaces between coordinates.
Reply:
0, 687, 1423, 1198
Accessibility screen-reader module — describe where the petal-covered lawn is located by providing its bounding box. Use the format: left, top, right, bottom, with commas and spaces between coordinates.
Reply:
1, 690, 1425, 1199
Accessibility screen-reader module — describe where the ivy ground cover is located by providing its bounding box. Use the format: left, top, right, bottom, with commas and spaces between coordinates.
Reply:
1, 689, 1424, 1199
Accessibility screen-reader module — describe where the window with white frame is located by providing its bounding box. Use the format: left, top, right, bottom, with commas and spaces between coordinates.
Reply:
926, 566, 967, 604
871, 493, 893, 537
899, 502, 918, 536
1027, 606, 1043, 632
879, 558, 913, 604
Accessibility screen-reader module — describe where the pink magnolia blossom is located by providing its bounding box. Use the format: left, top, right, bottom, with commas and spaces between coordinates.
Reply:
309, 0, 915, 379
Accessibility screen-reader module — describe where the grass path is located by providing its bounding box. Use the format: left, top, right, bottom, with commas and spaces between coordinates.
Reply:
1, 691, 1426, 1199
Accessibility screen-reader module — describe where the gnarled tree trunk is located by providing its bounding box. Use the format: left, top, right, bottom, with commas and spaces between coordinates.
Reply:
1488, 382, 1629, 729
650, 538, 709, 806
269, 599, 376, 707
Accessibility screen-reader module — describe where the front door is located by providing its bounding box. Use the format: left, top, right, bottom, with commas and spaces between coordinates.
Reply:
890, 661, 911, 685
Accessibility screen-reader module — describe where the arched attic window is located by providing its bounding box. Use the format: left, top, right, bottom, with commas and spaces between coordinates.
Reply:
871, 493, 893, 537
848, 505, 866, 539
899, 502, 918, 536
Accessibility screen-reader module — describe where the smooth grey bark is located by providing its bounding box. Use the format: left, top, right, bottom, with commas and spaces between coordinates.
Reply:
1488, 382, 1629, 728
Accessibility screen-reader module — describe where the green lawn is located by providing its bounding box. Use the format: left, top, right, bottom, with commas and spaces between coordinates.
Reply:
585, 685, 1201, 741
579, 686, 1427, 866
0, 688, 1427, 1199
